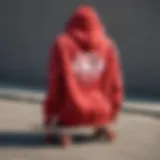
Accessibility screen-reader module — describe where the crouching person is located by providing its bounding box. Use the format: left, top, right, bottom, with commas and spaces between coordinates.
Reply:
43, 5, 124, 147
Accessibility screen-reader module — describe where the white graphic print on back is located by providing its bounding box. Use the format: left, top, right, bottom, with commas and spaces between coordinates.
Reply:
72, 52, 105, 84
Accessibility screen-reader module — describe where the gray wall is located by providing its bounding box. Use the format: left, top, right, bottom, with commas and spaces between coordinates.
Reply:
0, 0, 160, 97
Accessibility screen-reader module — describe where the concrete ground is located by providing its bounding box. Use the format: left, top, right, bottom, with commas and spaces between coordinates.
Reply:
0, 100, 160, 160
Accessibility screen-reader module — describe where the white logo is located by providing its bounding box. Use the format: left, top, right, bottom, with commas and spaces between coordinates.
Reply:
72, 52, 105, 83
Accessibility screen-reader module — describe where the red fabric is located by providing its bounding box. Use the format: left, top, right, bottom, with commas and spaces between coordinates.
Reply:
44, 5, 124, 126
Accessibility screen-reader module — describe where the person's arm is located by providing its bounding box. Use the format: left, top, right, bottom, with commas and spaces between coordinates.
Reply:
43, 41, 64, 126
108, 43, 124, 122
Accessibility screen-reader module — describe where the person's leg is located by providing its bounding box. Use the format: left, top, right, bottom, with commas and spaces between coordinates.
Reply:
105, 126, 116, 142
57, 121, 72, 147
45, 121, 72, 147
60, 133, 72, 147
93, 125, 116, 142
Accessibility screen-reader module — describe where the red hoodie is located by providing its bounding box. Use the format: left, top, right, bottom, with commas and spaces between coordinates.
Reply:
44, 5, 124, 126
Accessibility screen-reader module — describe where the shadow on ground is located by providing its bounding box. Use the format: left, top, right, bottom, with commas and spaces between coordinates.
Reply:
0, 132, 99, 148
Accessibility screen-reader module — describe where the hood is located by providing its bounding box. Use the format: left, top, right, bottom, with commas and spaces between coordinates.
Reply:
65, 5, 106, 50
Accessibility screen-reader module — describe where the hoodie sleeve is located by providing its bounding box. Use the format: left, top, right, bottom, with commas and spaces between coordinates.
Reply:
43, 41, 65, 125
107, 42, 124, 121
